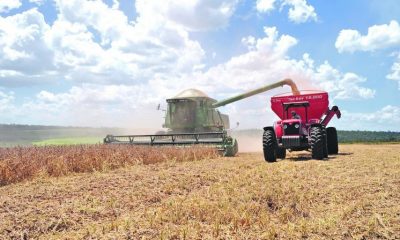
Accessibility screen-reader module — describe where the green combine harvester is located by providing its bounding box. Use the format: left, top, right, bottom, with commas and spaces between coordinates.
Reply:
104, 79, 300, 156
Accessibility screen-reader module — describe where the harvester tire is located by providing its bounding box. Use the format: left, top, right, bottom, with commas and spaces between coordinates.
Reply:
223, 138, 238, 157
310, 126, 325, 160
276, 147, 286, 159
322, 127, 328, 158
327, 127, 338, 154
263, 129, 277, 162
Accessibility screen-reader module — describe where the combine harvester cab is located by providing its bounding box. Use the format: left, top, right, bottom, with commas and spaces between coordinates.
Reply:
263, 90, 341, 162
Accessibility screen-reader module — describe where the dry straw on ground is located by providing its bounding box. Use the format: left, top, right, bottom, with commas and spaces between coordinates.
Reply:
0, 144, 399, 239
0, 145, 218, 186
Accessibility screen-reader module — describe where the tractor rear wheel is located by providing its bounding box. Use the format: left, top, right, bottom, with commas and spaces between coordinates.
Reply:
327, 127, 338, 154
310, 126, 325, 160
263, 129, 277, 162
276, 147, 286, 159
322, 126, 328, 158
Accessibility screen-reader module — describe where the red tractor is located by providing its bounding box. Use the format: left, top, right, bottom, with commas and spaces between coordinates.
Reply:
263, 90, 341, 162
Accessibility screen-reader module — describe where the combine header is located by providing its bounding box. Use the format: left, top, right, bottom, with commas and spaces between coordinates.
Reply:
105, 79, 300, 156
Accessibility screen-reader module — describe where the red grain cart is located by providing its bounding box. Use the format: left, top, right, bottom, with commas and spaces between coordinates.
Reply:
263, 90, 341, 162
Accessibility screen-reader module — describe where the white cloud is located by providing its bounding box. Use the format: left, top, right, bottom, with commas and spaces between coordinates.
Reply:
335, 20, 400, 53
29, 0, 44, 5
1, 0, 224, 86
200, 27, 373, 100
335, 21, 400, 90
337, 105, 400, 131
22, 84, 166, 127
386, 55, 400, 89
0, 8, 56, 86
256, 0, 276, 13
15, 25, 376, 128
0, 0, 21, 13
161, 0, 239, 31
314, 62, 375, 99
0, 90, 15, 112
0, 1, 377, 129
256, 0, 317, 23
282, 0, 317, 23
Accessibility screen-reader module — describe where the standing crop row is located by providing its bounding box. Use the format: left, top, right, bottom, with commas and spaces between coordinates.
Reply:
0, 145, 218, 186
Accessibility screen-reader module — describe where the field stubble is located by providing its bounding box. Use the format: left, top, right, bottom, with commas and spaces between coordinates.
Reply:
0, 144, 399, 239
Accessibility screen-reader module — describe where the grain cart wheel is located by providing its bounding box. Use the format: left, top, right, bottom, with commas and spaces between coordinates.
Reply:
327, 127, 338, 154
310, 126, 325, 160
263, 129, 277, 162
276, 147, 286, 159
322, 127, 328, 158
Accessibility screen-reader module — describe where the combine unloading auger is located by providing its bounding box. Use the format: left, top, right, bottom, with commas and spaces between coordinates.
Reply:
104, 79, 300, 156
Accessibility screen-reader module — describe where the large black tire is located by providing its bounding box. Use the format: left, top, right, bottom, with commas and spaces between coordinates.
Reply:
310, 126, 325, 160
276, 147, 286, 159
327, 127, 339, 154
224, 138, 238, 157
322, 127, 328, 158
263, 129, 277, 162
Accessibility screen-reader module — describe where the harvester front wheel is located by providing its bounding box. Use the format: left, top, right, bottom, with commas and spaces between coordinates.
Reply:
276, 147, 286, 159
223, 138, 238, 157
310, 126, 325, 160
327, 127, 338, 154
263, 129, 277, 162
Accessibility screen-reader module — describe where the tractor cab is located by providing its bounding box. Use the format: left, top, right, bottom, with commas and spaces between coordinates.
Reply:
280, 102, 310, 136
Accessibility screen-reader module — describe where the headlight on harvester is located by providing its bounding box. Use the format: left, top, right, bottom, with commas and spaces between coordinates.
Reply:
295, 124, 299, 128
283, 124, 288, 129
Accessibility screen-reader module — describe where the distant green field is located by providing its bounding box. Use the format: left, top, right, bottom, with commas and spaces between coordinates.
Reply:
32, 137, 102, 146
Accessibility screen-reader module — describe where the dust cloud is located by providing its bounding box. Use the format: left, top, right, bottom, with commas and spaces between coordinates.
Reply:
231, 130, 263, 153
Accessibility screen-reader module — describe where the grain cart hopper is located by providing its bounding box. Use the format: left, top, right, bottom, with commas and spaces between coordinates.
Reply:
104, 79, 300, 157
263, 90, 341, 162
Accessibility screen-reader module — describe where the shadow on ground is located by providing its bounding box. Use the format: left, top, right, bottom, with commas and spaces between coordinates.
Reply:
285, 152, 353, 161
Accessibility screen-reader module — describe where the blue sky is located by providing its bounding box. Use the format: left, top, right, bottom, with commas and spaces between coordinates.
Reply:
0, 0, 399, 131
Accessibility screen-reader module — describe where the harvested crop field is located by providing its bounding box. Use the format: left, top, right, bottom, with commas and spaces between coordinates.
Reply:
0, 144, 399, 239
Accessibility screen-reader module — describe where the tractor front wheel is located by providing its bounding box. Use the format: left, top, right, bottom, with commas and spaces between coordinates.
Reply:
263, 129, 277, 162
310, 126, 325, 160
327, 127, 338, 154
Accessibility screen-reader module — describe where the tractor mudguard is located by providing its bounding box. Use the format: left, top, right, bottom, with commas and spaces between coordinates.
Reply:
263, 126, 274, 131
272, 123, 283, 139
